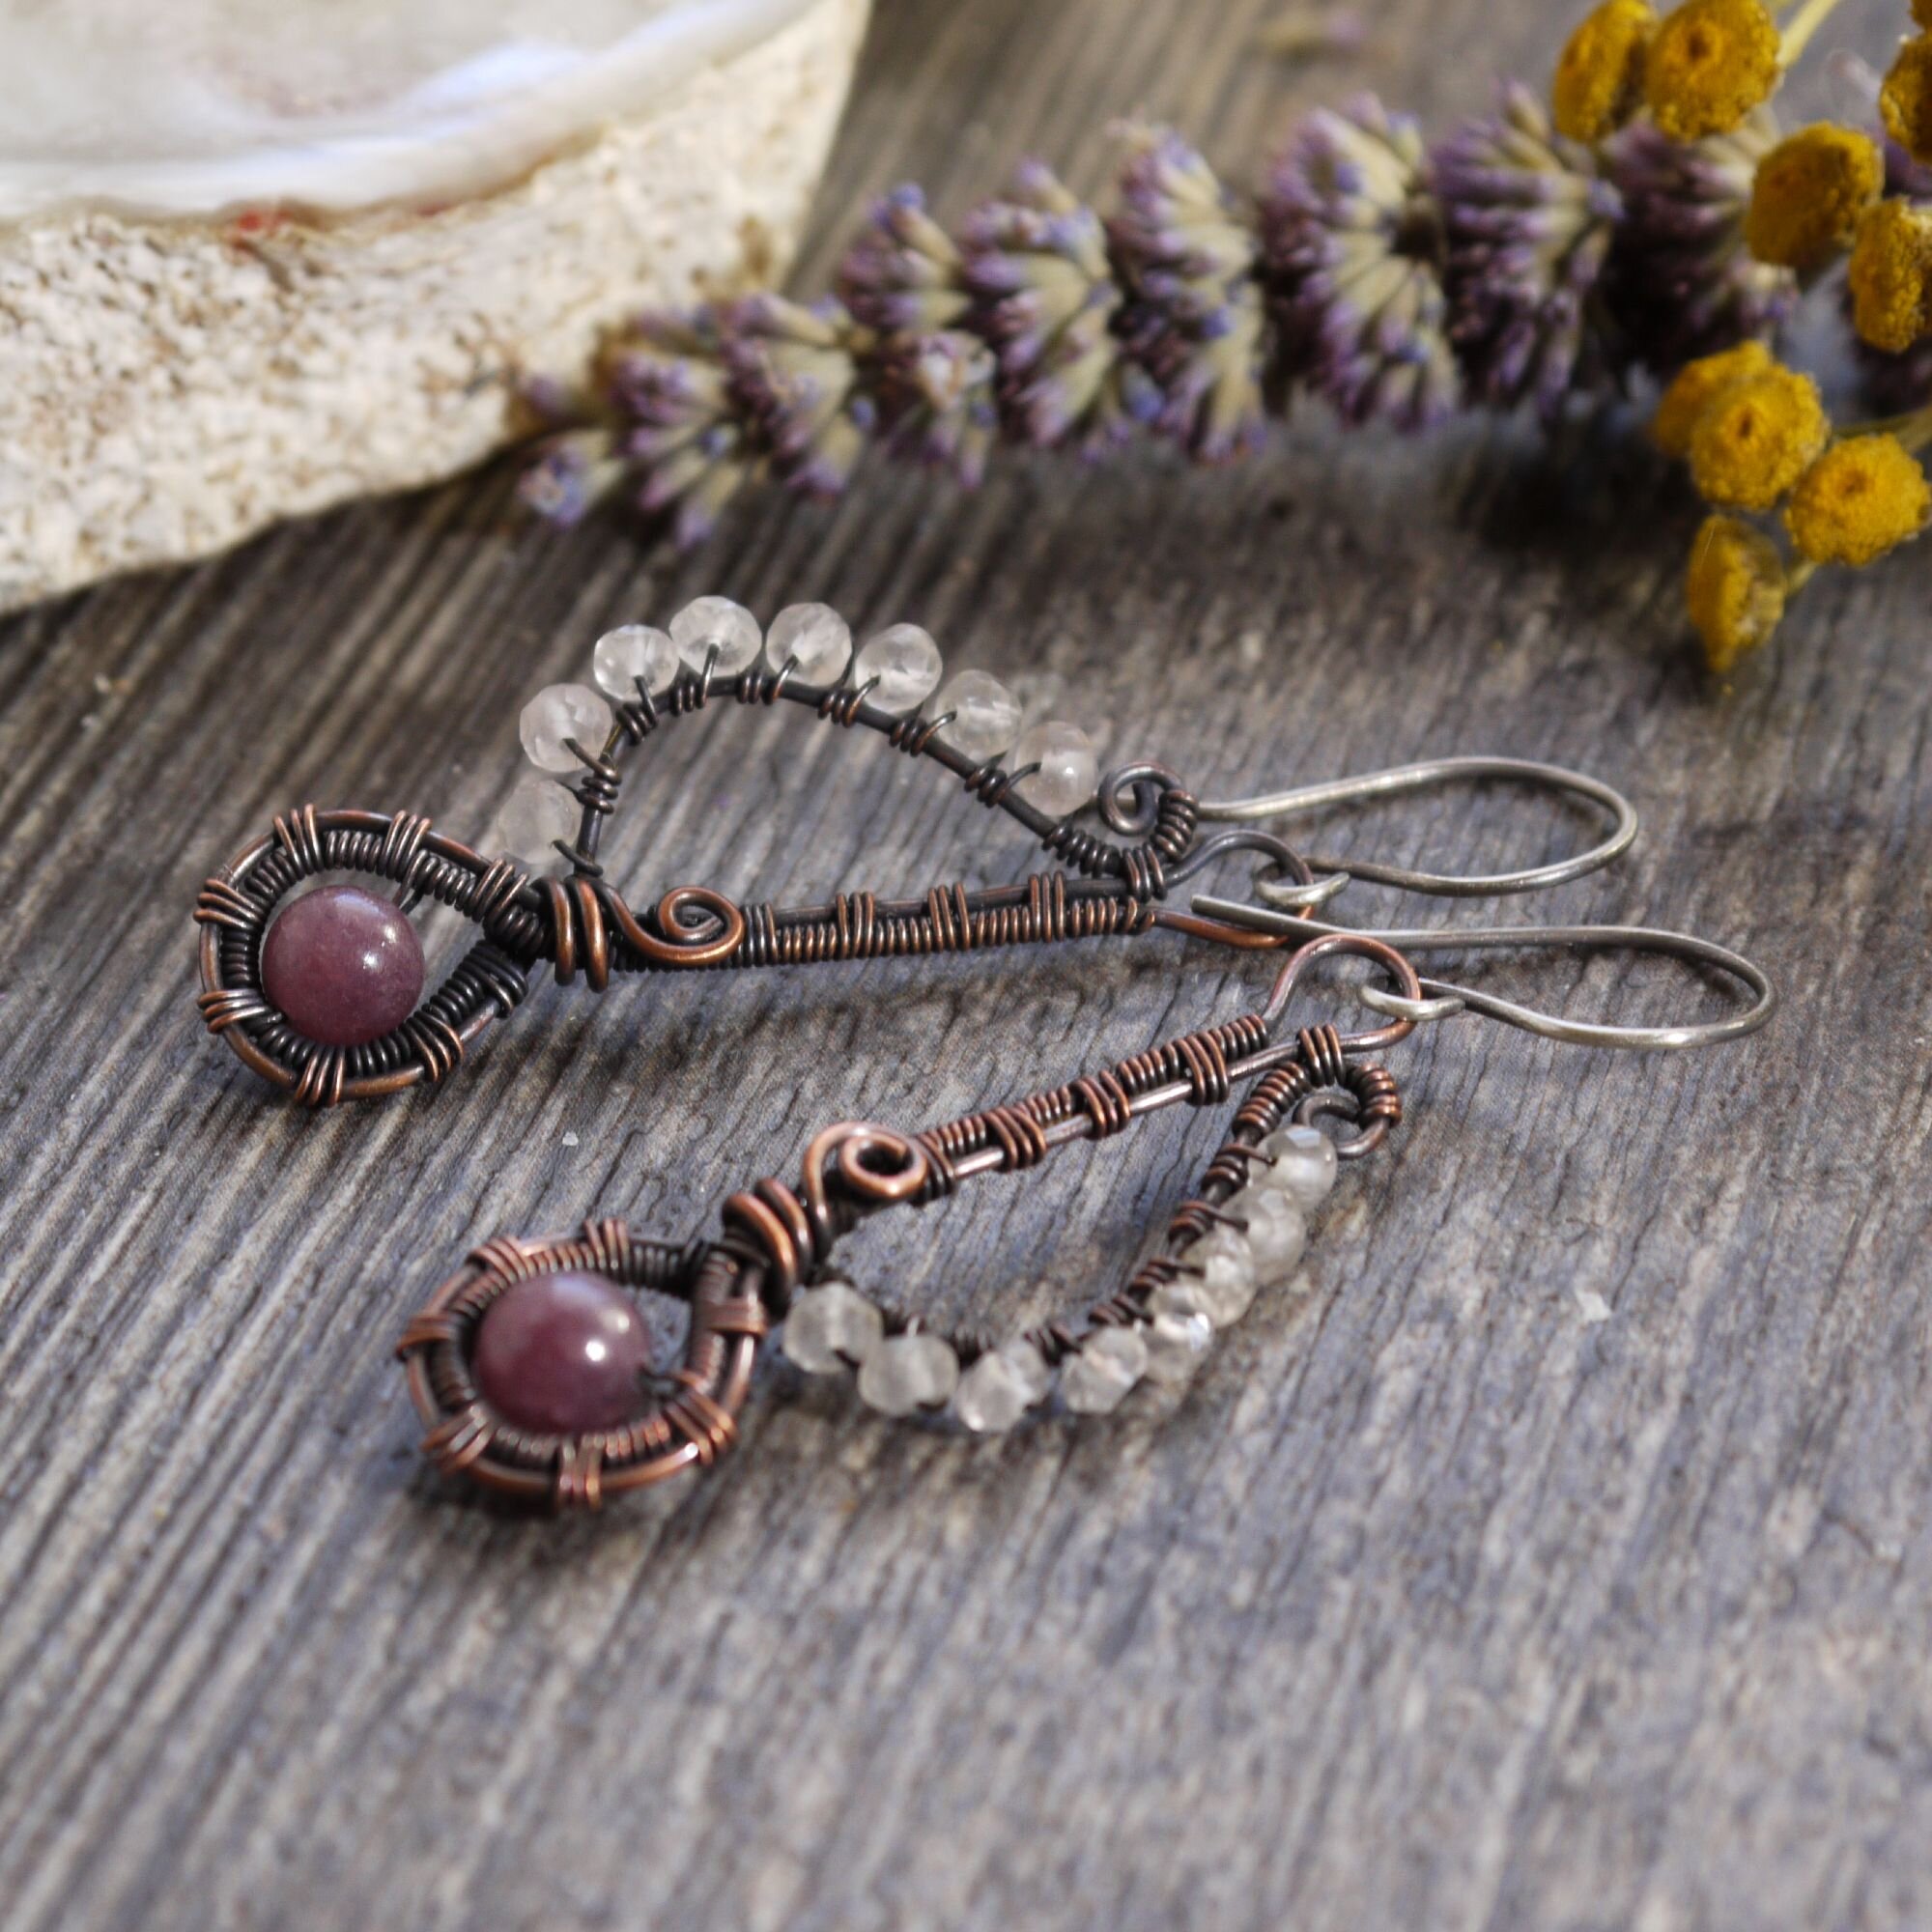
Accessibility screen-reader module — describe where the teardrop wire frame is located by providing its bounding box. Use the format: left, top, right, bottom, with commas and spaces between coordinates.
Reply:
398, 934, 1423, 1508
194, 653, 1324, 1104
397, 1220, 764, 1507
195, 806, 537, 1107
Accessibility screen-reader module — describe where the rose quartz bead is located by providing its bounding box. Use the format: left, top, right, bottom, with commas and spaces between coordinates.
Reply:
472, 1271, 652, 1436
261, 884, 424, 1048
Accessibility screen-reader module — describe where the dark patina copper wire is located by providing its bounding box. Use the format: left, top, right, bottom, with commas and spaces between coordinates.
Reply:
197, 655, 1314, 1105
397, 934, 1419, 1508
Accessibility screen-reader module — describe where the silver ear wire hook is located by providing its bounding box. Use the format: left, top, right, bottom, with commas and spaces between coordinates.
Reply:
1188, 901, 1777, 1052
1198, 755, 1639, 899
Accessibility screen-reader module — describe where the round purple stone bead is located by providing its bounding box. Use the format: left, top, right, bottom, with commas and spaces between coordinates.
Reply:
261, 884, 424, 1048
471, 1271, 652, 1437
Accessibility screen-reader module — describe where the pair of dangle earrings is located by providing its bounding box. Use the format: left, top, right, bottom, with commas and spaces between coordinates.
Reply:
194, 596, 1775, 1510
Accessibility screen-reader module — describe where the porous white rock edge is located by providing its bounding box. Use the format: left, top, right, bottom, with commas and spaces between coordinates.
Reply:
0, 0, 870, 611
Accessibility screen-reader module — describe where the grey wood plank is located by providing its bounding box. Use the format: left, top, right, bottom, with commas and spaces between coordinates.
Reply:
2, 1, 1929, 1928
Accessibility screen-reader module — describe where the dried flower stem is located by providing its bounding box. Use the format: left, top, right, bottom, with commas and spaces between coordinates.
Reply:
1777, 0, 1848, 71
519, 101, 1798, 545
517, 0, 1932, 677
1826, 398, 1932, 450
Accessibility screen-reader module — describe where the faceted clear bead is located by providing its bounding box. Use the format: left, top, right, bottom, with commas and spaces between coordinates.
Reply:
670, 596, 762, 676
1061, 1324, 1148, 1414
1259, 1124, 1339, 1211
492, 774, 582, 869
857, 1331, 960, 1416
1178, 1227, 1259, 1328
782, 1280, 884, 1375
766, 603, 852, 683
519, 682, 613, 773
1012, 721, 1098, 816
1233, 1188, 1308, 1286
953, 1339, 1051, 1434
592, 623, 678, 701
853, 622, 943, 712
1005, 1337, 1055, 1401
1144, 1282, 1214, 1385
932, 669, 1022, 764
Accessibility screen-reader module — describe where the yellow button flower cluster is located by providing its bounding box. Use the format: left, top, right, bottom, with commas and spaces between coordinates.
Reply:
1744, 125, 1881, 273
1658, 346, 1932, 671
1550, 0, 1903, 343
1540, 0, 1932, 671
1553, 0, 1659, 142
1848, 199, 1932, 354
1646, 0, 1782, 141
1685, 517, 1787, 674
1552, 0, 1807, 145
1883, 32, 1932, 164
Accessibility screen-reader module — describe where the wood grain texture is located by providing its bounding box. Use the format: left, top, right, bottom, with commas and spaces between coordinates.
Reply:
2, 3, 1929, 1928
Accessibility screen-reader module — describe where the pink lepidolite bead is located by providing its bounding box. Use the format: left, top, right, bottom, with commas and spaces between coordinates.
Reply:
261, 884, 424, 1047
471, 1272, 652, 1436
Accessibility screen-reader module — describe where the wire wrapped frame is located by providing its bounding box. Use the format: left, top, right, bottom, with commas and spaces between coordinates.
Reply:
394, 1018, 1406, 1505
191, 654, 1319, 1106
194, 804, 539, 1106
396, 1219, 766, 1511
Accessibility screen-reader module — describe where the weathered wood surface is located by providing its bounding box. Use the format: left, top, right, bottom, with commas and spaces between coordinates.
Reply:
2, 2, 1929, 1928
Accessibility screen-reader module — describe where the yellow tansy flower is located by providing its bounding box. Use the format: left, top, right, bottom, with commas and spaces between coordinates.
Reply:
1645, 0, 1781, 143
1882, 35, 1932, 166
1685, 514, 1787, 673
1847, 198, 1932, 354
1652, 339, 1774, 457
1744, 125, 1882, 272
1784, 435, 1932, 566
1552, 0, 1658, 142
1687, 366, 1829, 510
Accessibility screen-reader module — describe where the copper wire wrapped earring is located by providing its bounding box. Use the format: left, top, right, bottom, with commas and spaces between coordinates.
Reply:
192, 597, 1645, 1108
185, 596, 1772, 1510
394, 913, 1770, 1511
373, 765, 1770, 1507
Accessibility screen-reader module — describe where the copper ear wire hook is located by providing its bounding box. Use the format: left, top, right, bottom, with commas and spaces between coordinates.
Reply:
1261, 930, 1425, 1054
1193, 753, 1773, 1052
1198, 754, 1639, 900
1190, 902, 1777, 1052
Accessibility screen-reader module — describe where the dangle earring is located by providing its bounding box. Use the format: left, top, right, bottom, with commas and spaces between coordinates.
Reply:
192, 598, 1641, 1106
393, 916, 1771, 1510
165, 595, 1765, 1508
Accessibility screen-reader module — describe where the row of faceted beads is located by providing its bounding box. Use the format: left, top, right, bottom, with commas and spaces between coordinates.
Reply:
781, 1125, 1341, 1432
492, 599, 1102, 868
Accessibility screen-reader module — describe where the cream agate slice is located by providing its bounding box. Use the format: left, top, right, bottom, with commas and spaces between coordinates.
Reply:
0, 0, 872, 608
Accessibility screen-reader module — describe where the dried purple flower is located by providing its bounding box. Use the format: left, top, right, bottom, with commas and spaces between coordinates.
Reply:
872, 328, 1000, 485
838, 183, 973, 334
1262, 94, 1459, 432
723, 293, 873, 498
959, 160, 1137, 456
1108, 125, 1268, 462
838, 185, 995, 482
1604, 106, 1797, 373
513, 379, 624, 524
517, 427, 624, 525
606, 309, 759, 548
1435, 83, 1625, 421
